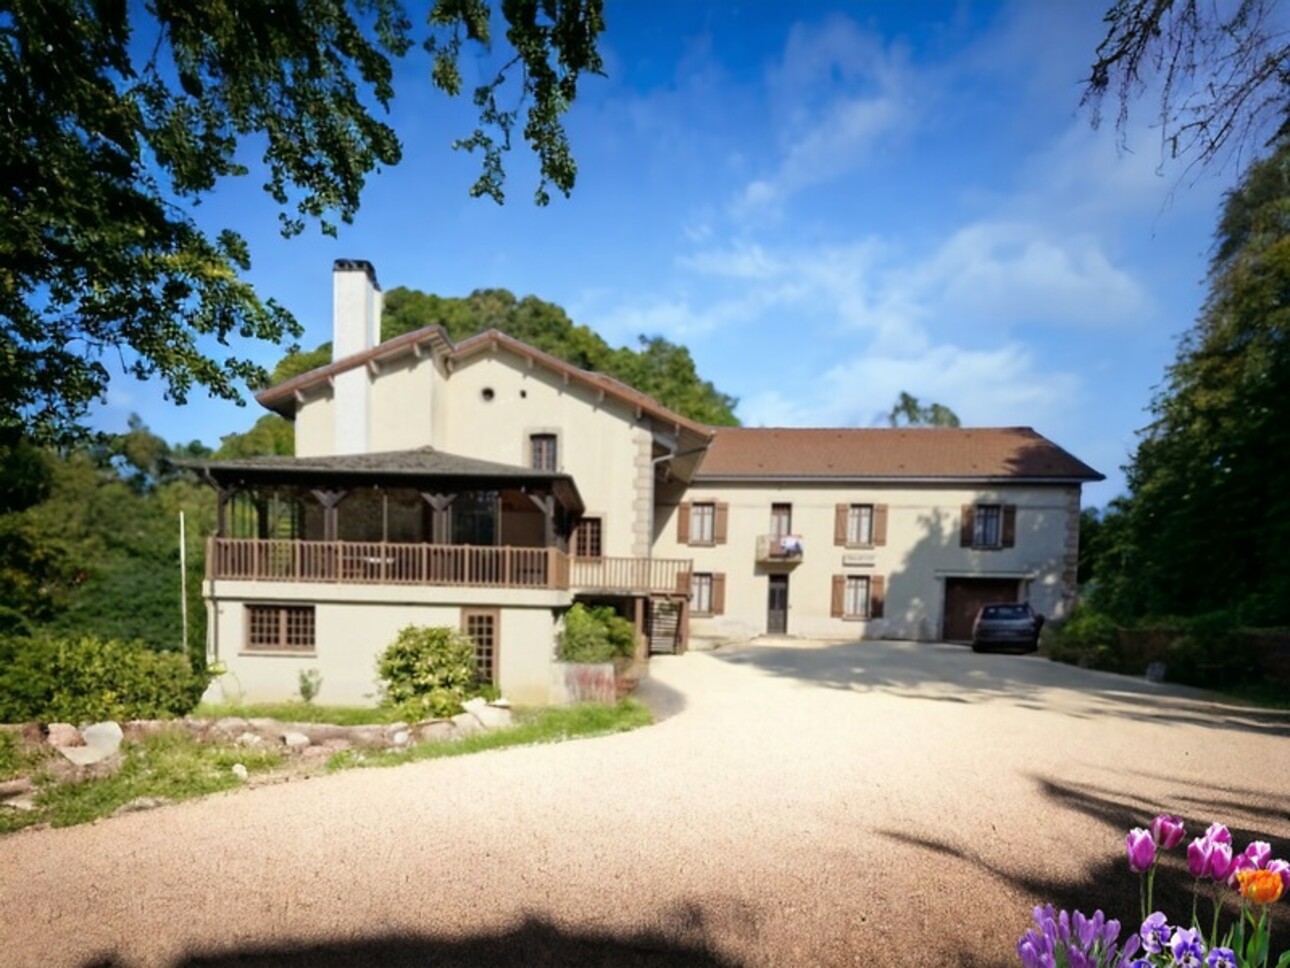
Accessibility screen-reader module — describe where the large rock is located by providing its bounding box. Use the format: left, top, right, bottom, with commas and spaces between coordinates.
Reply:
450, 713, 484, 739
280, 731, 311, 750
0, 777, 34, 799
81, 721, 124, 756
414, 721, 454, 744
463, 700, 513, 730
56, 745, 116, 766
45, 723, 82, 748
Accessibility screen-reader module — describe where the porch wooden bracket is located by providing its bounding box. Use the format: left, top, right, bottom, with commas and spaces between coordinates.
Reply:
311, 489, 347, 542
421, 492, 457, 545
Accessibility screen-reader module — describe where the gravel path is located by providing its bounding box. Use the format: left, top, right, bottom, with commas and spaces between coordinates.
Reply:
3, 640, 1288, 968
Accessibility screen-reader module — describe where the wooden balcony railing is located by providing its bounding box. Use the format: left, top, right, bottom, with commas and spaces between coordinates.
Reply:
208, 539, 567, 589
569, 557, 691, 595
206, 539, 689, 595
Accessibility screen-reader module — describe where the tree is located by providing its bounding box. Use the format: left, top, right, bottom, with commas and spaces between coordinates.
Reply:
0, 0, 605, 444
1104, 141, 1290, 625
886, 392, 961, 428
1084, 0, 1290, 172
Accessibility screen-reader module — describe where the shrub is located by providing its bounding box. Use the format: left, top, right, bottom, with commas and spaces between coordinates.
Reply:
1042, 605, 1123, 672
297, 668, 322, 704
0, 634, 209, 724
375, 625, 489, 720
1164, 610, 1254, 688
557, 603, 637, 664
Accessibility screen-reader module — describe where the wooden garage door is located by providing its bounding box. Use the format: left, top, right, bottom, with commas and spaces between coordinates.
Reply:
943, 578, 1022, 642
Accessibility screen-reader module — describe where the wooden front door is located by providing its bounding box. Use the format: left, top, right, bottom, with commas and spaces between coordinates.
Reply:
767, 574, 789, 634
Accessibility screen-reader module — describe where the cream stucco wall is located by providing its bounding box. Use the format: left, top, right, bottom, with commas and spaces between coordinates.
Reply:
294, 392, 336, 458
368, 354, 436, 453
652, 482, 1079, 642
435, 351, 655, 558
205, 581, 567, 706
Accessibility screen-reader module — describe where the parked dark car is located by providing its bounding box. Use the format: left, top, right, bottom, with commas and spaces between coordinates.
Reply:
971, 602, 1044, 652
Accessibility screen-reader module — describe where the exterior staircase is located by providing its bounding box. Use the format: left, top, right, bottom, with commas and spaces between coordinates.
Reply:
649, 598, 682, 654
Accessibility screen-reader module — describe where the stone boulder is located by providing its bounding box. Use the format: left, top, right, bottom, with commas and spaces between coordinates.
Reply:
280, 731, 311, 750
450, 713, 484, 738
45, 723, 82, 748
462, 698, 513, 730
81, 721, 124, 756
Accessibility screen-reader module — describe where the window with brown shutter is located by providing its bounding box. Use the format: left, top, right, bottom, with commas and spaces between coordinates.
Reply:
677, 502, 691, 543
713, 502, 729, 544
690, 502, 716, 544
834, 505, 848, 546
833, 575, 884, 620
960, 504, 975, 547
873, 505, 888, 547
693, 572, 722, 615
968, 503, 1013, 549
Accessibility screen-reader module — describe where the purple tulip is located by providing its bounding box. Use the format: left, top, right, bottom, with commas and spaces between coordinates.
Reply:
1188, 837, 1214, 878
1150, 814, 1186, 850
1203, 822, 1232, 845
1208, 842, 1237, 882
1244, 841, 1272, 868
1126, 828, 1156, 873
1266, 858, 1290, 894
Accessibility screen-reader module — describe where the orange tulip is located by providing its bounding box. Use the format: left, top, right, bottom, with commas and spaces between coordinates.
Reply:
1236, 869, 1285, 905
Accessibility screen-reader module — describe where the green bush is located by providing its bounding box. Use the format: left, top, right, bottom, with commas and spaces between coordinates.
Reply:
375, 625, 490, 720
0, 634, 209, 724
557, 603, 637, 664
1042, 605, 1123, 672
1164, 611, 1254, 688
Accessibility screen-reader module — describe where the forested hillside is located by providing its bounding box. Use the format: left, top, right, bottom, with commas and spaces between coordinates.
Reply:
219, 288, 738, 457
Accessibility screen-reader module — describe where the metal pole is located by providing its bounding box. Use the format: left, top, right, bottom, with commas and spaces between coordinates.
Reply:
179, 511, 189, 654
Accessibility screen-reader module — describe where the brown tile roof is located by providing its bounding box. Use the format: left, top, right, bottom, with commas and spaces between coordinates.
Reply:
694, 427, 1103, 482
256, 326, 712, 440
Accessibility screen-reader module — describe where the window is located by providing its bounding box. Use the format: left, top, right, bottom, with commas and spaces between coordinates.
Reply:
974, 504, 1002, 548
246, 605, 315, 652
832, 574, 885, 620
835, 503, 887, 547
691, 502, 715, 544
844, 576, 871, 619
690, 573, 725, 615
530, 433, 558, 472
848, 504, 874, 546
573, 517, 603, 559
770, 503, 792, 537
462, 609, 499, 685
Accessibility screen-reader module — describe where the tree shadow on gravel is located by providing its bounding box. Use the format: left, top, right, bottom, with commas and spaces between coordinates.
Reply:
713, 641, 1290, 738
79, 911, 741, 968
875, 774, 1290, 968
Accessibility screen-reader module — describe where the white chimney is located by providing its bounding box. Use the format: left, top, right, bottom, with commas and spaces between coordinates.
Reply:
331, 259, 382, 454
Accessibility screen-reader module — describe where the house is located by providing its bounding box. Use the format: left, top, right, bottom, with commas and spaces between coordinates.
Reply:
198, 260, 1103, 706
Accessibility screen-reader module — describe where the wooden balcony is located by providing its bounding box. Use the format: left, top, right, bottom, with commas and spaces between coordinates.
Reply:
206, 539, 690, 595
208, 538, 567, 589
569, 556, 692, 596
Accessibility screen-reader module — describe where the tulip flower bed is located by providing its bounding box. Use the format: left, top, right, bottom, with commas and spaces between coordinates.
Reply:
1018, 817, 1289, 968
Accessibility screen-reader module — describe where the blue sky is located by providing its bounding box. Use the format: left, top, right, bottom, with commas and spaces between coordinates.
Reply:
94, 1, 1252, 508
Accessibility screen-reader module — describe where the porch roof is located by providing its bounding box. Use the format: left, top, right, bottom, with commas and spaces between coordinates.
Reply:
189, 446, 585, 513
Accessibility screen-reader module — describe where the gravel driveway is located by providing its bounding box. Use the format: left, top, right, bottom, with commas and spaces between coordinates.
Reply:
3, 640, 1289, 968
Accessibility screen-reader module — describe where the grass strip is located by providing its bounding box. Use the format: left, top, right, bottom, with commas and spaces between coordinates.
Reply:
327, 699, 653, 770
194, 701, 405, 725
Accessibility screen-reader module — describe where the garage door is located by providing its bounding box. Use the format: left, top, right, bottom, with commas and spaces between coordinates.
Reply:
943, 578, 1022, 641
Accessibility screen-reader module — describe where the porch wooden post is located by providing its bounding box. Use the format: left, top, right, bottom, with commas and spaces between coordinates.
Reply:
310, 489, 347, 542
215, 488, 230, 537
526, 492, 556, 547
634, 597, 647, 662
421, 492, 457, 545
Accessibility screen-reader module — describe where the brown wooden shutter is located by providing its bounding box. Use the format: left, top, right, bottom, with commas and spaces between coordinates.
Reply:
873, 505, 888, 546
831, 575, 845, 617
1002, 504, 1017, 548
714, 502, 729, 544
677, 503, 691, 544
834, 505, 848, 545
712, 573, 726, 615
676, 570, 691, 595
960, 504, 974, 547
870, 575, 885, 618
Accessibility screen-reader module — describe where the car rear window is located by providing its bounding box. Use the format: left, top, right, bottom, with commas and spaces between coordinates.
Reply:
981, 604, 1029, 619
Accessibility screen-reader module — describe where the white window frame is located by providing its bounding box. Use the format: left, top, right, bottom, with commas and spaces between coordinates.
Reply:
691, 503, 716, 545
843, 576, 871, 620
847, 504, 874, 546
692, 572, 714, 615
